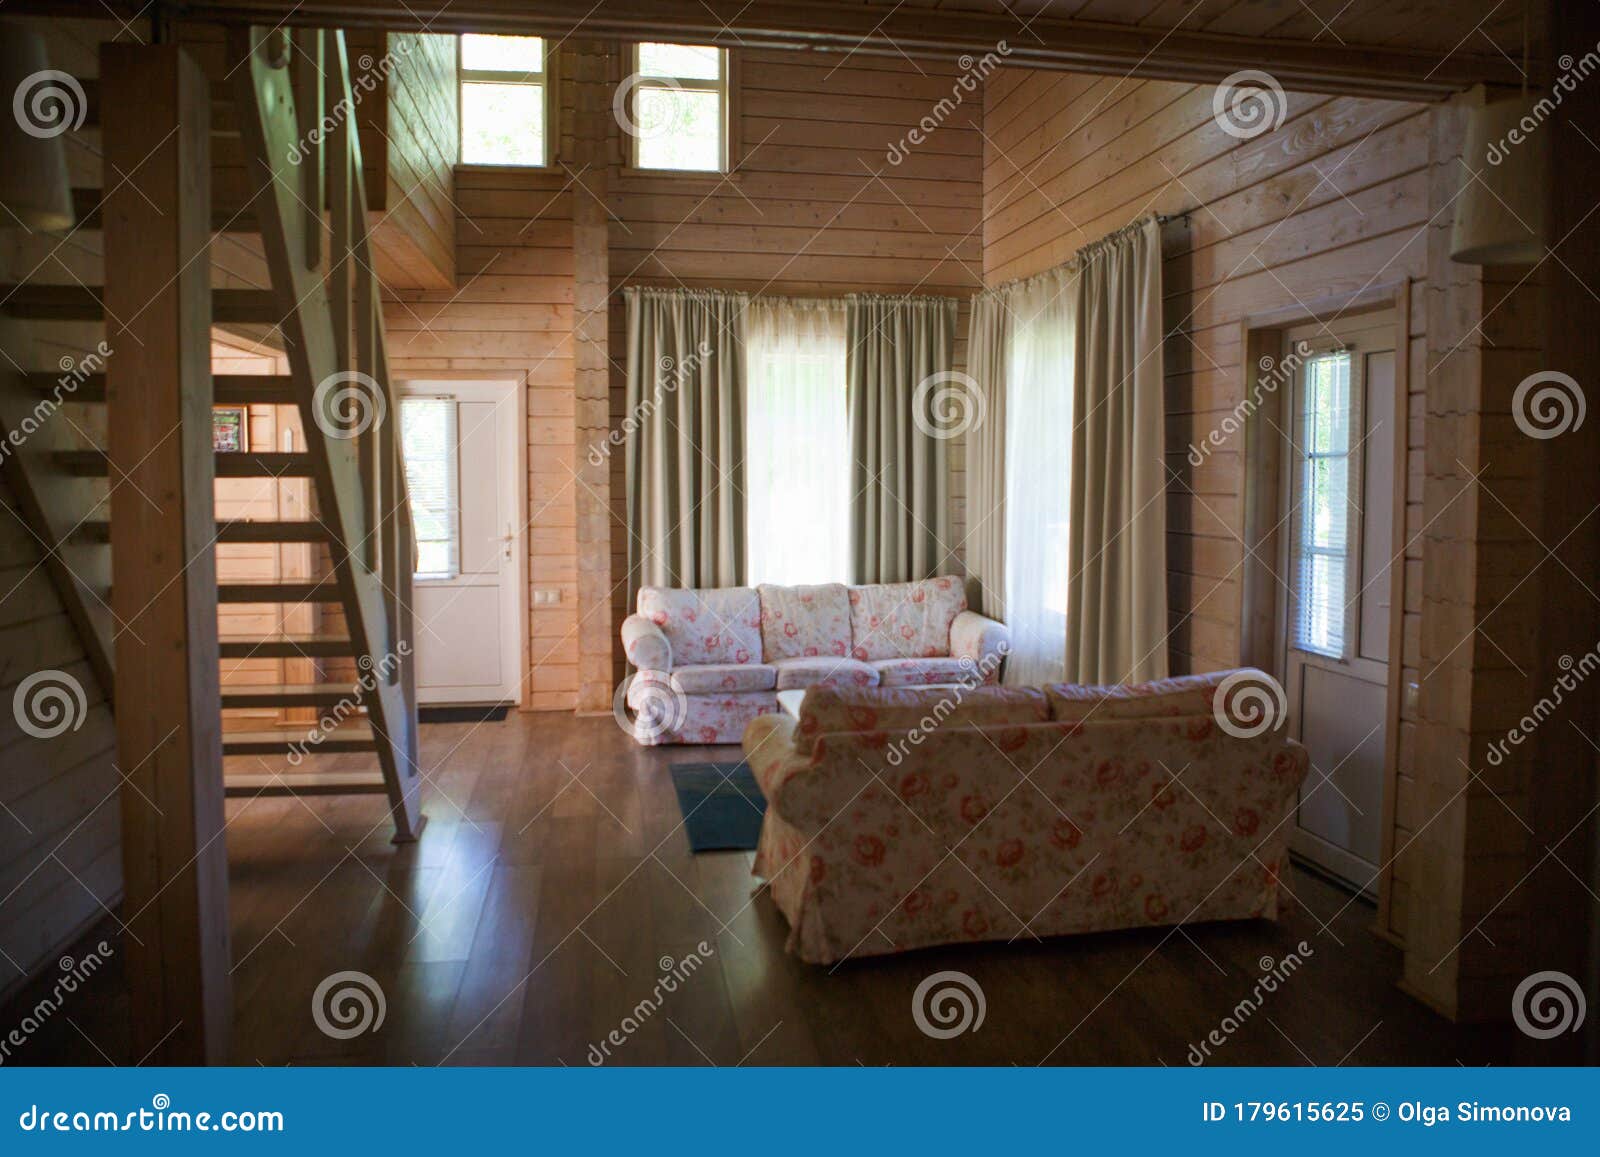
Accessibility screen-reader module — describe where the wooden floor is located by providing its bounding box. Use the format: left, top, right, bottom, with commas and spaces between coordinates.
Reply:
7, 712, 1519, 1066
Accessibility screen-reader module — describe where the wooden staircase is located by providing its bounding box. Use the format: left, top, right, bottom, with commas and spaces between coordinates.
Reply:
0, 27, 424, 841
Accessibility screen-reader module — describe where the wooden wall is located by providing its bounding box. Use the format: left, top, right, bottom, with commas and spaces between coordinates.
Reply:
982, 70, 1434, 941
604, 47, 986, 690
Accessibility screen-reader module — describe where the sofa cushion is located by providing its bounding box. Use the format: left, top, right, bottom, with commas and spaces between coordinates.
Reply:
847, 575, 967, 661
771, 656, 879, 692
1044, 670, 1228, 721
795, 684, 1049, 750
871, 657, 973, 687
637, 586, 764, 667
757, 583, 852, 662
670, 663, 777, 694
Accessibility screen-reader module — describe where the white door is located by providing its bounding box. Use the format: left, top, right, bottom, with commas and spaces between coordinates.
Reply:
398, 379, 524, 706
1278, 314, 1398, 894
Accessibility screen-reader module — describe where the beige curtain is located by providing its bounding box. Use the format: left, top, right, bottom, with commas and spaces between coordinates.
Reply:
964, 292, 1009, 620
846, 294, 958, 584
1065, 217, 1169, 683
624, 286, 747, 595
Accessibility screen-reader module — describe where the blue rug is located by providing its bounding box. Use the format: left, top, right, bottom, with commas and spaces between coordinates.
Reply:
669, 762, 767, 852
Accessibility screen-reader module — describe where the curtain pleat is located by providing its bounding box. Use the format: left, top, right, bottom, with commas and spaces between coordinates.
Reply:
624, 286, 748, 596
964, 292, 1009, 620
1064, 217, 1169, 683
846, 294, 957, 584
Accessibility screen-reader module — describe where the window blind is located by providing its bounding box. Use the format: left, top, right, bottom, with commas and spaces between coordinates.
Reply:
1291, 352, 1352, 658
400, 398, 460, 581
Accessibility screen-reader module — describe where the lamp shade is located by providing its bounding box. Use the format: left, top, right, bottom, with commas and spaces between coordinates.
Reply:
1450, 95, 1549, 264
0, 25, 78, 233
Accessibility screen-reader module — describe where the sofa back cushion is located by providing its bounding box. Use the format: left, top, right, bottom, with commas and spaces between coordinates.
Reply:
1043, 670, 1230, 721
795, 684, 1048, 751
636, 586, 764, 667
847, 575, 967, 661
757, 583, 852, 662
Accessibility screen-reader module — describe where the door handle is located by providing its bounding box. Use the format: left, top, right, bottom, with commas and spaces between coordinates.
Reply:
502, 524, 515, 560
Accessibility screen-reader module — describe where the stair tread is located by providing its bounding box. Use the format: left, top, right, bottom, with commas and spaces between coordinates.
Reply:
78, 519, 330, 545
0, 285, 280, 325
17, 373, 298, 406
219, 632, 353, 657
53, 449, 314, 477
222, 722, 377, 755
217, 577, 341, 603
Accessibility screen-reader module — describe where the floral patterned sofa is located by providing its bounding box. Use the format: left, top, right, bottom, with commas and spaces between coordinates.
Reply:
740, 671, 1309, 963
618, 576, 1009, 745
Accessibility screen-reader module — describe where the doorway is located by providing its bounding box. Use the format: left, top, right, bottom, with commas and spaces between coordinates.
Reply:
397, 377, 526, 707
1274, 312, 1398, 893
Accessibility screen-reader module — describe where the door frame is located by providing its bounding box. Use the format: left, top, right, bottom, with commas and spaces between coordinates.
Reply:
395, 372, 529, 709
1237, 280, 1411, 943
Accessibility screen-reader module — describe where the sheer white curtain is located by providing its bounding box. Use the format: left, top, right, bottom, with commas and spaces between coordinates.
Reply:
1000, 267, 1078, 686
744, 298, 850, 584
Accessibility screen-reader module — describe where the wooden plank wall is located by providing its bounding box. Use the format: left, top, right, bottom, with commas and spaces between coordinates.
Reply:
381, 173, 578, 710
981, 70, 1434, 942
605, 47, 986, 689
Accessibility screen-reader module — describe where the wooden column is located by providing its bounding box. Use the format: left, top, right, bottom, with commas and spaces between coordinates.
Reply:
102, 43, 230, 1064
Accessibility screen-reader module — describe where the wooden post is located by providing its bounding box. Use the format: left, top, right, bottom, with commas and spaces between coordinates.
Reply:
102, 43, 230, 1064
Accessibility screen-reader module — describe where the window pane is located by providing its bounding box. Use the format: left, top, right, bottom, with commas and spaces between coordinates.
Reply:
745, 305, 849, 585
635, 87, 721, 170
638, 42, 720, 80
1291, 351, 1352, 658
401, 399, 459, 581
462, 33, 543, 74
461, 82, 544, 165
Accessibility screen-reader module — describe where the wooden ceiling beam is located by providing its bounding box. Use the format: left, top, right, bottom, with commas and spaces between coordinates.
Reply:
38, 0, 1521, 100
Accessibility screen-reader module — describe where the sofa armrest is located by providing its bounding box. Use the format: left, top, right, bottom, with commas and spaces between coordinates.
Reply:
950, 610, 1009, 683
742, 714, 801, 802
621, 613, 672, 670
